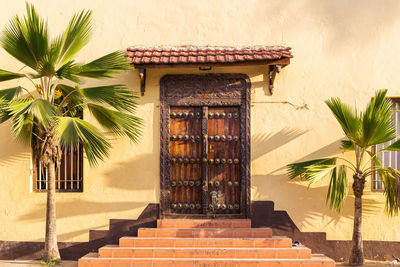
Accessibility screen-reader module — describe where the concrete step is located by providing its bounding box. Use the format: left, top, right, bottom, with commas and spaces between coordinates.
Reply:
78, 253, 335, 267
98, 245, 312, 259
157, 219, 251, 228
119, 236, 292, 248
138, 228, 272, 238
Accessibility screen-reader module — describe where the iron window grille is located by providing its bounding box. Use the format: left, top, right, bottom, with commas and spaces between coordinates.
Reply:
34, 144, 83, 192
372, 99, 400, 191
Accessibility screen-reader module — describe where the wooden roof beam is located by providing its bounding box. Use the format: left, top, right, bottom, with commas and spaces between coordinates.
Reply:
133, 58, 290, 69
134, 58, 290, 96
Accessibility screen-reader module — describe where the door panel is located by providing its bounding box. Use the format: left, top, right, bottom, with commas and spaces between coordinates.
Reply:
168, 106, 241, 216
160, 74, 250, 218
169, 107, 203, 214
207, 107, 241, 214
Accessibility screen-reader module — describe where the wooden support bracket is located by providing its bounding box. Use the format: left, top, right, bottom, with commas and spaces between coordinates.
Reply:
268, 64, 282, 95
139, 68, 146, 96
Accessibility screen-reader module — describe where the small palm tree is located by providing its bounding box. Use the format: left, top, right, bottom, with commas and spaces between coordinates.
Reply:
0, 4, 142, 261
287, 90, 400, 265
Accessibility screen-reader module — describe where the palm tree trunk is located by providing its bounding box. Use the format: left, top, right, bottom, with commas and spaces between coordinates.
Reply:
349, 172, 365, 265
43, 160, 60, 261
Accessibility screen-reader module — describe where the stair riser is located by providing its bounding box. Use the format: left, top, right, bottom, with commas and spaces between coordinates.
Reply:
79, 258, 335, 267
120, 238, 291, 248
138, 228, 272, 238
157, 219, 251, 228
98, 248, 312, 259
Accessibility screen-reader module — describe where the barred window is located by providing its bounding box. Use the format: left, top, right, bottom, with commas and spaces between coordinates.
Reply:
372, 99, 400, 191
34, 144, 83, 192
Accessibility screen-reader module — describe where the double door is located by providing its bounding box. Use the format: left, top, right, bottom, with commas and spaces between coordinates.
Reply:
168, 106, 242, 216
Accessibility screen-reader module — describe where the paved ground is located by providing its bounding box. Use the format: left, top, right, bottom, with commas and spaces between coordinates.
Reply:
0, 260, 392, 266
337, 261, 391, 267
0, 261, 77, 267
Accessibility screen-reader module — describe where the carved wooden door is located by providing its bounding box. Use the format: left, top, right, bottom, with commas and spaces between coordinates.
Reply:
160, 74, 250, 218
169, 106, 241, 216
169, 106, 203, 214
206, 107, 241, 214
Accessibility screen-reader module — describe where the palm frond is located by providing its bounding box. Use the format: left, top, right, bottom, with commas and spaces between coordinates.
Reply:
1, 15, 37, 70
382, 139, 400, 152
341, 139, 354, 151
287, 157, 337, 184
58, 10, 92, 65
304, 164, 337, 185
87, 103, 143, 143
378, 168, 400, 215
362, 89, 396, 146
0, 86, 23, 101
55, 60, 81, 83
11, 112, 34, 145
74, 51, 132, 79
81, 84, 139, 112
23, 3, 49, 64
0, 87, 23, 123
0, 4, 49, 71
325, 97, 361, 144
0, 97, 10, 123
54, 116, 111, 166
366, 150, 381, 173
7, 98, 58, 129
326, 165, 348, 212
0, 69, 25, 82
46, 34, 63, 67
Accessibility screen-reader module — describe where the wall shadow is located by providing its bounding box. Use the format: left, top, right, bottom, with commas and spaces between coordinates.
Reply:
268, 138, 344, 175
250, 72, 271, 97
1, 204, 159, 260
251, 200, 398, 262
17, 200, 149, 222
253, 174, 380, 223
103, 153, 158, 190
252, 128, 308, 161
0, 124, 30, 166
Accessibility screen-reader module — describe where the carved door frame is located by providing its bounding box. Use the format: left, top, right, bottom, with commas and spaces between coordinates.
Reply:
160, 74, 251, 219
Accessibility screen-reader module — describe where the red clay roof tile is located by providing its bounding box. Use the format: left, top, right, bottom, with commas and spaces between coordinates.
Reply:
126, 46, 292, 65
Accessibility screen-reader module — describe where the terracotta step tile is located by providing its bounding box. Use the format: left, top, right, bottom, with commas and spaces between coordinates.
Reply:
119, 236, 292, 248
192, 239, 216, 247
110, 260, 131, 267
157, 219, 251, 228
98, 246, 312, 259
214, 238, 235, 247
174, 239, 195, 247
174, 248, 196, 258
256, 249, 276, 258
236, 248, 257, 258
280, 261, 301, 267
132, 249, 153, 258
79, 256, 335, 267
137, 227, 272, 238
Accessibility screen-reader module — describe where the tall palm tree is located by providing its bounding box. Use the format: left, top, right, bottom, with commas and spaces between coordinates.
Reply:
0, 4, 142, 261
287, 90, 400, 265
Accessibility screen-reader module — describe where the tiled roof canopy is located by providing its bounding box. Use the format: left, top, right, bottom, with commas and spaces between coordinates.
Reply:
126, 46, 292, 66
127, 46, 293, 96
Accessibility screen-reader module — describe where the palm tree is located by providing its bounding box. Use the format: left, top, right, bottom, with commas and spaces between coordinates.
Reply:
0, 4, 142, 261
287, 90, 400, 265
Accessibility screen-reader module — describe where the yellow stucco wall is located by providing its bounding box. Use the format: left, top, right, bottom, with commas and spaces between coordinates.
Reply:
1, 0, 400, 243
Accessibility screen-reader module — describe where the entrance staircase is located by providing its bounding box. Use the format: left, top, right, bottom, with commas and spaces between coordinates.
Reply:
78, 219, 335, 267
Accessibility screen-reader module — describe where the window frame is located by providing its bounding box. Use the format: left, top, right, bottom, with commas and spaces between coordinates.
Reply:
33, 111, 84, 193
371, 97, 400, 192
33, 144, 84, 193
371, 145, 384, 192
